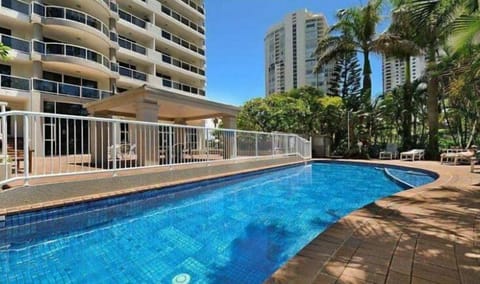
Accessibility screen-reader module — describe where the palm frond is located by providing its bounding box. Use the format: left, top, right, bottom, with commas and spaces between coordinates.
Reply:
449, 14, 480, 51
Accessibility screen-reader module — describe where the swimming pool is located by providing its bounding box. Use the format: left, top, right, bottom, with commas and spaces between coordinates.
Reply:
0, 162, 436, 283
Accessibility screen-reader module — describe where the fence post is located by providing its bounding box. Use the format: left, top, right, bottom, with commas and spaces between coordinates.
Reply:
205, 128, 209, 165
112, 121, 118, 175
233, 130, 237, 159
168, 126, 173, 165
255, 133, 258, 159
309, 136, 312, 159
1, 103, 7, 182
23, 114, 29, 185
271, 133, 274, 157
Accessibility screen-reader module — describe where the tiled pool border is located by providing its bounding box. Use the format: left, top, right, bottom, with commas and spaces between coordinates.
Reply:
1, 161, 309, 228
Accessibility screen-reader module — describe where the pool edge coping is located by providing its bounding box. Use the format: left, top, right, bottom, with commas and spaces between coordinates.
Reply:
266, 158, 465, 283
0, 158, 309, 216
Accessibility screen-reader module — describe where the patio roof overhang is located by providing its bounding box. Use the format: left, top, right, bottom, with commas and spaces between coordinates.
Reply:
84, 85, 240, 122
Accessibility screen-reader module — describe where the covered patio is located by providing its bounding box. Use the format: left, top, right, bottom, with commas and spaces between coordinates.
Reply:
84, 85, 240, 167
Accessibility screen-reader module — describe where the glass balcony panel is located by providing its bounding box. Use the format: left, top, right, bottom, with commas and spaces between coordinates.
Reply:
46, 6, 64, 18
66, 46, 86, 58
1, 35, 30, 53
86, 16, 101, 31
33, 41, 45, 53
33, 2, 45, 16
66, 9, 85, 24
1, 0, 29, 14
59, 83, 80, 97
82, 87, 100, 99
119, 67, 132, 77
162, 31, 171, 40
163, 79, 172, 88
0, 75, 29, 90
33, 79, 57, 93
46, 44, 64, 55
162, 54, 171, 64
133, 71, 147, 81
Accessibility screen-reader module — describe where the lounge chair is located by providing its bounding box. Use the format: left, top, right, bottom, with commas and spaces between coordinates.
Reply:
441, 150, 474, 165
400, 149, 425, 161
379, 143, 398, 160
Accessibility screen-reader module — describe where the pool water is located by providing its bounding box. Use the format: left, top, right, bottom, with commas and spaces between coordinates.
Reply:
0, 162, 435, 283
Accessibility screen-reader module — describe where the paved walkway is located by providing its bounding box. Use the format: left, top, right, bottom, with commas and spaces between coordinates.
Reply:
267, 160, 480, 284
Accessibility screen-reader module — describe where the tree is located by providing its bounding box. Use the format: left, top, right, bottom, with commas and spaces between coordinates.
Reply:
328, 53, 362, 111
390, 0, 478, 158
316, 0, 384, 104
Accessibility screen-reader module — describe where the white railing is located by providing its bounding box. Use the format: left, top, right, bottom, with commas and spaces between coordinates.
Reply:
0, 111, 311, 186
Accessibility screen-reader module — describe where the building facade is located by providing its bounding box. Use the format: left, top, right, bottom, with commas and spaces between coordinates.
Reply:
382, 55, 426, 93
265, 9, 331, 96
0, 0, 206, 115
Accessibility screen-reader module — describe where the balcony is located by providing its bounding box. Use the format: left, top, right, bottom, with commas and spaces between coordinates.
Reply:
158, 77, 205, 96
1, 0, 29, 14
32, 3, 110, 42
156, 51, 205, 77
179, 0, 204, 16
33, 78, 112, 99
160, 4, 204, 35
0, 74, 30, 92
160, 29, 204, 56
0, 33, 30, 53
118, 37, 147, 55
119, 66, 147, 81
118, 9, 146, 29
33, 40, 112, 74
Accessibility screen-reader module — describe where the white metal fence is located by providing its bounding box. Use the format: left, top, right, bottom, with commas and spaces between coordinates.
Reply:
0, 111, 312, 186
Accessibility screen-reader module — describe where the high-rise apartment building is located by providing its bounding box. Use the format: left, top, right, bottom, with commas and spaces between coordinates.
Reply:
0, 0, 207, 115
265, 9, 331, 96
382, 55, 426, 92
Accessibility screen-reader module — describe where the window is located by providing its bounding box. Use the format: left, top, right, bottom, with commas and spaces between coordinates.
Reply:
0, 64, 11, 75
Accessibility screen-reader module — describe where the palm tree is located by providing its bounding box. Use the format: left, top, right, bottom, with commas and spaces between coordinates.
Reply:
316, 0, 384, 105
391, 0, 464, 159
375, 9, 421, 150
0, 43, 8, 61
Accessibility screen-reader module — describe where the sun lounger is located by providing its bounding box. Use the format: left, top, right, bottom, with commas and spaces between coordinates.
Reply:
441, 150, 474, 165
400, 149, 424, 161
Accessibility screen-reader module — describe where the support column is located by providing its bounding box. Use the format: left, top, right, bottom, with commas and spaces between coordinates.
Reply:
29, 94, 43, 156
109, 18, 118, 96
135, 99, 159, 166
32, 23, 43, 78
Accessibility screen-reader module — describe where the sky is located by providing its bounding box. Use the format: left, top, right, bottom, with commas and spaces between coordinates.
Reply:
204, 0, 388, 106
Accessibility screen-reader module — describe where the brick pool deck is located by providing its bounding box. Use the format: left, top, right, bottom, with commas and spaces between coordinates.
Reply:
267, 160, 480, 284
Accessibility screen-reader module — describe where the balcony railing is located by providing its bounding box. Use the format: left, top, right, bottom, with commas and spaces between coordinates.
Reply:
180, 0, 204, 15
161, 29, 204, 56
0, 33, 30, 53
160, 4, 204, 35
118, 37, 147, 55
0, 74, 30, 91
1, 0, 29, 14
33, 78, 112, 99
118, 9, 146, 29
0, 110, 311, 186
33, 40, 111, 70
109, 1, 118, 13
119, 66, 147, 81
158, 51, 205, 76
32, 3, 110, 39
159, 77, 204, 96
